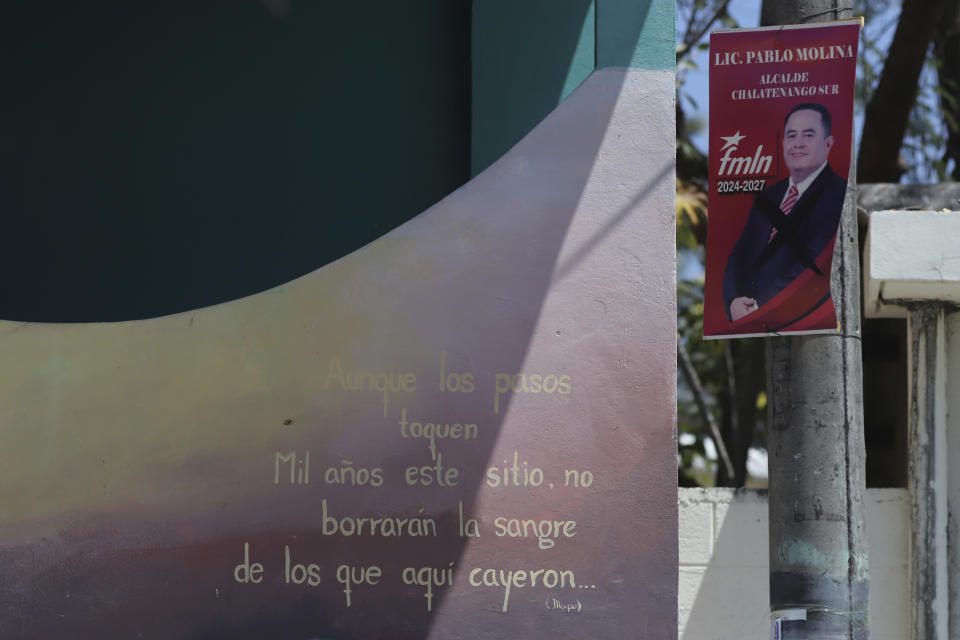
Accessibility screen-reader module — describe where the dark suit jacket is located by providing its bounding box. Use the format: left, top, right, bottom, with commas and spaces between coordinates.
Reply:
722, 164, 847, 321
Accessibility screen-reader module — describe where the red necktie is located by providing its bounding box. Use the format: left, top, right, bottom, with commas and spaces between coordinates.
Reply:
768, 184, 799, 243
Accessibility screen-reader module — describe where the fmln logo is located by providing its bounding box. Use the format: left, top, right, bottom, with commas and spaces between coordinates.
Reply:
717, 130, 774, 177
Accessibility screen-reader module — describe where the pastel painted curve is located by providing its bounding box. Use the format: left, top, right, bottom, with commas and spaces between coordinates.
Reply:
0, 69, 676, 640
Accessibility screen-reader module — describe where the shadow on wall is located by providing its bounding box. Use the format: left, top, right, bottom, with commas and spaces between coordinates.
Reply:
679, 489, 771, 640
0, 2, 677, 640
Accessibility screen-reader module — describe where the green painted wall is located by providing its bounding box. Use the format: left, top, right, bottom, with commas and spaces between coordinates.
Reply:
470, 0, 674, 175
597, 0, 674, 70
1, 0, 674, 321
470, 0, 596, 175
0, 1, 471, 321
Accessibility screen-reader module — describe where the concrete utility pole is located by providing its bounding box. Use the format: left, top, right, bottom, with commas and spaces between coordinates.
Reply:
760, 2, 869, 639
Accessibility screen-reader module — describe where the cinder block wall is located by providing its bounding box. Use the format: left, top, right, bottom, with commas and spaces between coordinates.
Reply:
678, 488, 909, 640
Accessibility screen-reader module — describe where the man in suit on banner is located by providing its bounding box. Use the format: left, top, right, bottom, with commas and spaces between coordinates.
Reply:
723, 102, 847, 323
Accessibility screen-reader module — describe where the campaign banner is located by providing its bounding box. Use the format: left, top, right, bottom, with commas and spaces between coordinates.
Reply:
703, 20, 860, 339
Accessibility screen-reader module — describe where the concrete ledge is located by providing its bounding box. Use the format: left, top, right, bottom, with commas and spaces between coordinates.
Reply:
863, 210, 960, 317
858, 183, 960, 212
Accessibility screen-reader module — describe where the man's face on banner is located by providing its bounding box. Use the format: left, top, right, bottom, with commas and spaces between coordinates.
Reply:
783, 109, 834, 182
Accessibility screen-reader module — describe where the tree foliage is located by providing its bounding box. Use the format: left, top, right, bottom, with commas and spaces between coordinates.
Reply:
675, 0, 762, 488
857, 0, 958, 182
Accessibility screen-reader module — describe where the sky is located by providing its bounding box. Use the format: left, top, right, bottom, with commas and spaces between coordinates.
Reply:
679, 0, 763, 156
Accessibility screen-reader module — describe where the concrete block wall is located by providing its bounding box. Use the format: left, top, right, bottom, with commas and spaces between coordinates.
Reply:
679, 488, 909, 640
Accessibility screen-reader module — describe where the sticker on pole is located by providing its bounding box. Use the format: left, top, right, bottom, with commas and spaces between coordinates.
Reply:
703, 19, 861, 339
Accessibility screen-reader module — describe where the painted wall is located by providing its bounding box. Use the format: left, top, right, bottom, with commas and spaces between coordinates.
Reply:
678, 488, 909, 640
2, 0, 675, 323
471, 0, 675, 175
0, 68, 677, 639
0, 0, 471, 321
1, 4, 678, 637
470, 0, 596, 175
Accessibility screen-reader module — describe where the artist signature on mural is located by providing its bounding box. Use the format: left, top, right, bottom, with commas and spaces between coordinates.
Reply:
545, 598, 582, 614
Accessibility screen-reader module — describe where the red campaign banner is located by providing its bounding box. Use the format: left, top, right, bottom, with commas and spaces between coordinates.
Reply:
703, 20, 861, 339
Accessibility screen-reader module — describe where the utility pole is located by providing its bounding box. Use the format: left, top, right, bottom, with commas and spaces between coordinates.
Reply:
760, 2, 869, 639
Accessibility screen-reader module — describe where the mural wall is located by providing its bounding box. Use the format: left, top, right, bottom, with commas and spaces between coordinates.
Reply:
0, 68, 675, 639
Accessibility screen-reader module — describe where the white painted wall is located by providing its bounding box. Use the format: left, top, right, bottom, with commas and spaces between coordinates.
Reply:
678, 488, 909, 640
